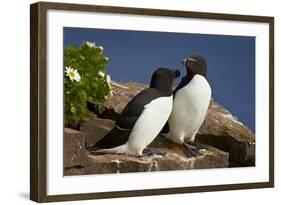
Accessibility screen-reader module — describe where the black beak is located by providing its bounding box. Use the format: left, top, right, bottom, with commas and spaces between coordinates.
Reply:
173, 70, 181, 78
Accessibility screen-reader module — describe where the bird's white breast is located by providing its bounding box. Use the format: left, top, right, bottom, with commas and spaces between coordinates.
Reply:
127, 95, 173, 153
168, 75, 211, 142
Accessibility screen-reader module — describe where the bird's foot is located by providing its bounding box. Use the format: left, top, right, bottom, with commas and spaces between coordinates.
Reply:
183, 143, 203, 158
142, 148, 167, 157
189, 141, 210, 150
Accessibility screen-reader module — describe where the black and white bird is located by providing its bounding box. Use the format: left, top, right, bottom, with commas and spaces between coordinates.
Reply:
86, 68, 180, 156
163, 55, 212, 157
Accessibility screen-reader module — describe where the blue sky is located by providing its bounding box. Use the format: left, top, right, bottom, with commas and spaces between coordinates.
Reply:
64, 27, 256, 132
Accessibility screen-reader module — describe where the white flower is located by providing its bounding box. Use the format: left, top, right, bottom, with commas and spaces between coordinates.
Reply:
98, 71, 105, 78
65, 66, 81, 82
70, 106, 76, 113
74, 72, 81, 82
104, 90, 113, 100
86, 41, 96, 48
98, 71, 112, 89
104, 56, 109, 61
98, 46, 104, 51
109, 90, 114, 97
106, 75, 111, 85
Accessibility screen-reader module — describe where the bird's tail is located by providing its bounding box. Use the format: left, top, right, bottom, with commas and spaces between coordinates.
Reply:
85, 127, 130, 154
94, 143, 129, 155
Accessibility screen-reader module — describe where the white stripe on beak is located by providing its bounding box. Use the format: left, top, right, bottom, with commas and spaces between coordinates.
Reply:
187, 57, 197, 62
182, 58, 187, 65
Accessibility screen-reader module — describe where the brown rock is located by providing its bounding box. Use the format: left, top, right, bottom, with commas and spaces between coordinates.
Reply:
65, 137, 229, 175
100, 82, 255, 166
99, 82, 147, 120
63, 128, 89, 171
80, 117, 115, 147
196, 100, 255, 166
64, 81, 256, 175
65, 118, 229, 176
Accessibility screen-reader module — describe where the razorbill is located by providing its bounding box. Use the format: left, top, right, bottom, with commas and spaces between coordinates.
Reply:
164, 55, 212, 157
86, 68, 180, 156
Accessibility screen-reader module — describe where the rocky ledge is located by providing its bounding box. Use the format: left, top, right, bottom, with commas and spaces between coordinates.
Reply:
64, 81, 255, 176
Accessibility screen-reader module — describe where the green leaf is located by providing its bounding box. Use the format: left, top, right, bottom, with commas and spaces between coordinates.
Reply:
64, 41, 111, 128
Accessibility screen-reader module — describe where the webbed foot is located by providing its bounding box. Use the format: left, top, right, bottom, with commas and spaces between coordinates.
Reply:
189, 141, 210, 150
183, 143, 203, 158
142, 148, 167, 157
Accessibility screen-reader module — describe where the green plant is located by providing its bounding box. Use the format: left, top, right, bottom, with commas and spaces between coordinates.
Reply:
64, 41, 111, 127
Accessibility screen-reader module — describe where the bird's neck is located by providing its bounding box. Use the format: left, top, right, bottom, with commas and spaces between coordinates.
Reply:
173, 74, 194, 94
150, 81, 173, 96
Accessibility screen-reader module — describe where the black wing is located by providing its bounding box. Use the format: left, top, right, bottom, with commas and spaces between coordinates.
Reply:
92, 88, 166, 149
89, 127, 131, 150
116, 88, 165, 129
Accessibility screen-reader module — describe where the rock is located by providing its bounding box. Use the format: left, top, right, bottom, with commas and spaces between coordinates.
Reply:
64, 81, 256, 175
196, 100, 255, 166
80, 117, 115, 147
68, 143, 229, 175
65, 118, 229, 175
100, 82, 255, 166
98, 108, 119, 120
99, 82, 147, 120
63, 128, 89, 172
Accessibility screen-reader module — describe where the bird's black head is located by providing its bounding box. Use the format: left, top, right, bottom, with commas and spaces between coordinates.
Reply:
150, 68, 181, 95
182, 55, 207, 77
